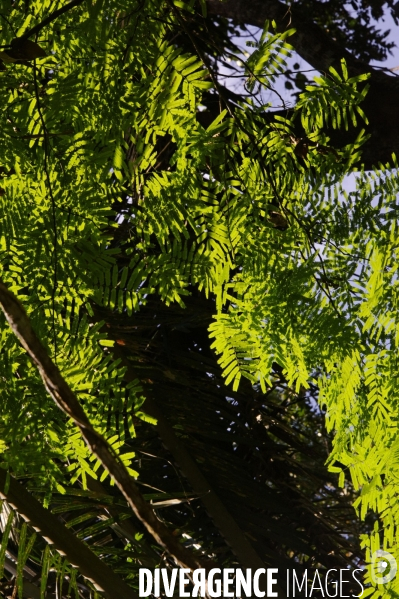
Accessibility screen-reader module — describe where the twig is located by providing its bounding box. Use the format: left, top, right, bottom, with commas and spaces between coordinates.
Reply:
19, 0, 85, 41
0, 280, 205, 572
0, 470, 136, 599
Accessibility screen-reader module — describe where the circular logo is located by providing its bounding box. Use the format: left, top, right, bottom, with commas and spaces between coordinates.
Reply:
371, 549, 397, 585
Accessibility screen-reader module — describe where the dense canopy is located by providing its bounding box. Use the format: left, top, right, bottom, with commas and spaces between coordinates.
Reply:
0, 0, 398, 598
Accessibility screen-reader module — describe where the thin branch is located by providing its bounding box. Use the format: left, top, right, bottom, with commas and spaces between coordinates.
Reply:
207, 0, 390, 86
19, 0, 86, 41
0, 280, 205, 572
0, 471, 136, 599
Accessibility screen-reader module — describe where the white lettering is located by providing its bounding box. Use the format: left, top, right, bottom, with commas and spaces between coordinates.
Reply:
267, 569, 278, 598
162, 569, 178, 597
253, 568, 265, 598
292, 571, 307, 597
339, 569, 351, 597
309, 570, 324, 597
191, 569, 206, 597
325, 569, 338, 598
236, 569, 252, 597
208, 569, 222, 597
154, 569, 160, 597
139, 569, 152, 597
351, 569, 364, 598
179, 569, 191, 597
223, 569, 235, 597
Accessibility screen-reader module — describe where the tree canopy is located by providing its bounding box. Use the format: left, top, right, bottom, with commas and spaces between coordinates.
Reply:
0, 0, 398, 598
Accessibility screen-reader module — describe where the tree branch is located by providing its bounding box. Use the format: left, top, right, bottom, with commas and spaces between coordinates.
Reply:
19, 0, 86, 41
207, 0, 397, 86
206, 0, 399, 168
109, 339, 267, 569
0, 279, 204, 572
0, 471, 136, 599
100, 305, 287, 598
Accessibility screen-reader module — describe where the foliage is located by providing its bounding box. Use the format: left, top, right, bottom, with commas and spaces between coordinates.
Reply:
294, 0, 397, 62
0, 0, 397, 597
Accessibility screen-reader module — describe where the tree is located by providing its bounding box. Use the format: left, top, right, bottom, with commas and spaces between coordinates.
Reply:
0, 0, 397, 598
206, 0, 399, 169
